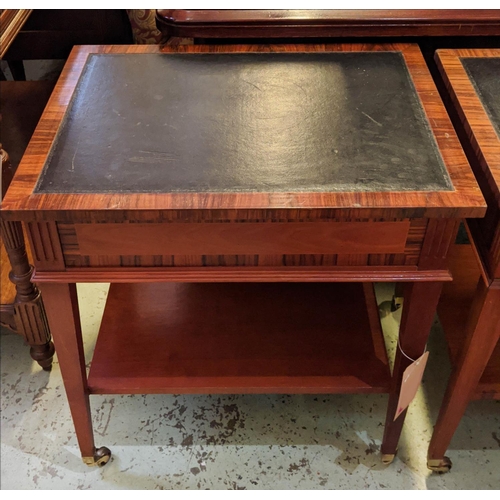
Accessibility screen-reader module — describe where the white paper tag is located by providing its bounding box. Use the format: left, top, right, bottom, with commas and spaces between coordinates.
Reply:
394, 351, 429, 421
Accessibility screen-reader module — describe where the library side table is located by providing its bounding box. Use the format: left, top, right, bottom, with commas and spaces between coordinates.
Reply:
0, 43, 485, 467
427, 49, 500, 473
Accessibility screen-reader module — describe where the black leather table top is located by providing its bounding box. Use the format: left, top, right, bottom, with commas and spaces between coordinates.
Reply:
461, 57, 500, 139
35, 52, 453, 194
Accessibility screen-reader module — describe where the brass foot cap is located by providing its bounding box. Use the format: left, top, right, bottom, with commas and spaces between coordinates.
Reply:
83, 446, 112, 467
427, 457, 452, 473
381, 453, 396, 465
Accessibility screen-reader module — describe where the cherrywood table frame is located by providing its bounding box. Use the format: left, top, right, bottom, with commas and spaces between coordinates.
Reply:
0, 43, 486, 467
427, 48, 500, 473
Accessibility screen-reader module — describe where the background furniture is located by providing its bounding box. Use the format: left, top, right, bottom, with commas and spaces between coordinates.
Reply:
126, 9, 163, 44
1, 149, 54, 369
0, 9, 32, 59
0, 9, 32, 80
156, 9, 500, 39
427, 48, 500, 472
0, 8, 138, 367
1, 9, 133, 80
155, 10, 500, 56
0, 80, 56, 369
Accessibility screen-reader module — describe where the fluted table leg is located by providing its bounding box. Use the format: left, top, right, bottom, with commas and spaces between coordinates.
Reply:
0, 219, 55, 370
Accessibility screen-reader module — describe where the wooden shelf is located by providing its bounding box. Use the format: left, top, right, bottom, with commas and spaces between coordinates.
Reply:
437, 244, 500, 400
87, 282, 391, 395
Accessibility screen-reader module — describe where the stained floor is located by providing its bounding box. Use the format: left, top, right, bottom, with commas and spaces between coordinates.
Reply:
1, 283, 498, 490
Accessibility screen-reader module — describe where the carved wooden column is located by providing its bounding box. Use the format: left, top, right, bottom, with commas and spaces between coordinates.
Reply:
1, 145, 54, 370
0, 220, 55, 369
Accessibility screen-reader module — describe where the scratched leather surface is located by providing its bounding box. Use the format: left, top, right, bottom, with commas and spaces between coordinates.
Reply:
462, 57, 500, 139
35, 52, 453, 194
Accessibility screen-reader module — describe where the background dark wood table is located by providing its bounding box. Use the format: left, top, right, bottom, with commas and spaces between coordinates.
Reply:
0, 43, 486, 468
156, 9, 500, 39
427, 48, 500, 473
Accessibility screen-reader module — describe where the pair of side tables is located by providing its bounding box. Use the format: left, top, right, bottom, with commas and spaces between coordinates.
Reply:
1, 43, 498, 471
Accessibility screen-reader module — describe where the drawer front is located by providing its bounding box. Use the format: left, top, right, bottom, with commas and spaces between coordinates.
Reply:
74, 221, 409, 257
55, 219, 427, 268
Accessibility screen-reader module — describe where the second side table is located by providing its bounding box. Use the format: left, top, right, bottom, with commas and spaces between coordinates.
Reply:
428, 48, 500, 472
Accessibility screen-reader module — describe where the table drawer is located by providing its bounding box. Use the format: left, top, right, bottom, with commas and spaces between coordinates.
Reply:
49, 219, 429, 268
75, 221, 409, 256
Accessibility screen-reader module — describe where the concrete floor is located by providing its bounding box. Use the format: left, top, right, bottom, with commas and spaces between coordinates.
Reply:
1, 283, 498, 490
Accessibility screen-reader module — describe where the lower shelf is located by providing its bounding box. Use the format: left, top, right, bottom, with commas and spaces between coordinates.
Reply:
87, 282, 391, 395
438, 243, 500, 400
